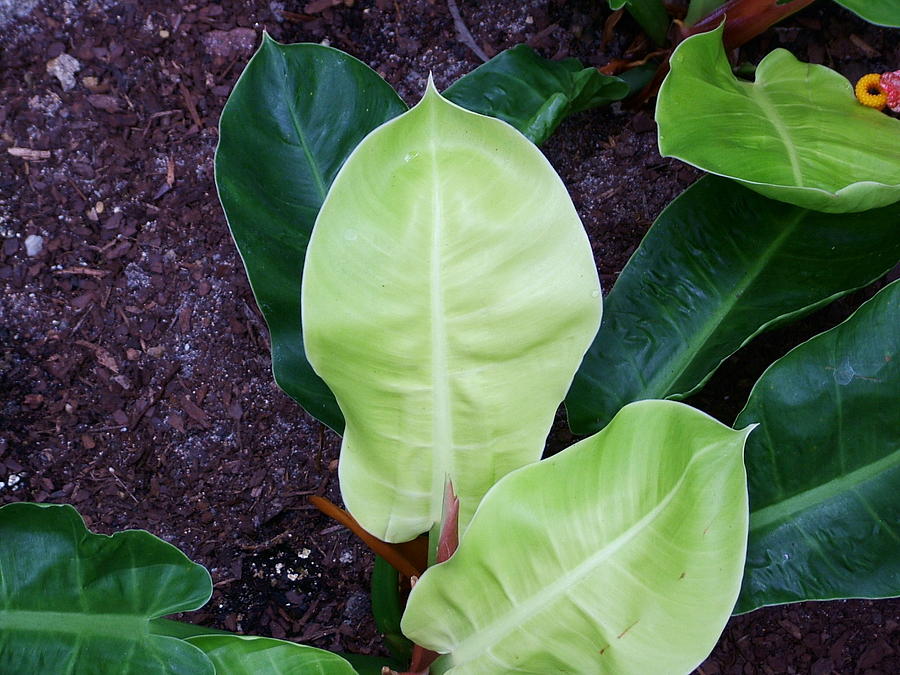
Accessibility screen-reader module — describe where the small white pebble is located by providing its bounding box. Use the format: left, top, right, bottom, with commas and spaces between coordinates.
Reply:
24, 234, 43, 256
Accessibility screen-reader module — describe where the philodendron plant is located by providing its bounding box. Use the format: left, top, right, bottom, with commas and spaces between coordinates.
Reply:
4, 19, 899, 674
299, 79, 751, 672
0, 74, 753, 673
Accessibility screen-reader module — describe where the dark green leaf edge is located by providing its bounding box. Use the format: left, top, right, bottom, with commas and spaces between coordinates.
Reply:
566, 176, 900, 435
733, 280, 900, 613
215, 34, 408, 433
444, 44, 628, 145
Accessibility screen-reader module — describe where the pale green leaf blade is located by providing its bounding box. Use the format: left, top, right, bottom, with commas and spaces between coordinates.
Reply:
216, 35, 407, 432
832, 0, 900, 27
657, 25, 900, 213
0, 503, 214, 675
402, 400, 750, 674
565, 175, 900, 435
186, 635, 357, 674
735, 281, 900, 613
302, 83, 602, 542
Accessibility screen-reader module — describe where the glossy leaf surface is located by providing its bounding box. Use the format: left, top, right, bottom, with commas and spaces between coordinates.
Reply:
216, 36, 407, 432
403, 401, 751, 674
566, 176, 900, 435
444, 44, 628, 145
735, 281, 900, 613
186, 635, 357, 674
0, 503, 213, 675
303, 83, 602, 542
833, 0, 900, 27
657, 26, 900, 212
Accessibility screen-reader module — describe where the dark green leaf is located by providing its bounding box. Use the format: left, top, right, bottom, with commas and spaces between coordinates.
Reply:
0, 503, 214, 675
617, 0, 670, 45
443, 44, 628, 145
616, 60, 659, 97
566, 176, 900, 434
216, 35, 407, 433
340, 652, 405, 674
735, 281, 900, 613
370, 556, 412, 663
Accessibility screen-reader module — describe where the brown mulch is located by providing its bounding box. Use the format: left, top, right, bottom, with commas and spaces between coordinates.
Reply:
1, 0, 898, 671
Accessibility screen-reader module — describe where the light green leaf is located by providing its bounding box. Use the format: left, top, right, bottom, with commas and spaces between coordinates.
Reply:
833, 0, 900, 27
216, 35, 407, 432
402, 400, 751, 674
735, 281, 900, 613
0, 503, 214, 675
186, 635, 357, 674
154, 622, 399, 674
657, 25, 900, 213
565, 175, 900, 435
443, 44, 628, 145
302, 82, 602, 542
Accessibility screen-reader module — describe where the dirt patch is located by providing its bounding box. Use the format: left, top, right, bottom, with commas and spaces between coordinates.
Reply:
1, 0, 898, 670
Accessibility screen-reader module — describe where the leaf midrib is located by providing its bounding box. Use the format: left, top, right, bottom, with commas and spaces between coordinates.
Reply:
448, 441, 722, 667
750, 447, 900, 531
428, 95, 452, 526
644, 208, 804, 398
746, 78, 804, 187
278, 50, 328, 203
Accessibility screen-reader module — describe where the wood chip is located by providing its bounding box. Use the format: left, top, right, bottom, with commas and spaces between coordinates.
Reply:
178, 80, 203, 128
53, 266, 109, 277
180, 395, 211, 428
177, 302, 192, 333
305, 0, 342, 12
7, 147, 52, 161
87, 94, 122, 113
75, 340, 120, 373
849, 34, 878, 58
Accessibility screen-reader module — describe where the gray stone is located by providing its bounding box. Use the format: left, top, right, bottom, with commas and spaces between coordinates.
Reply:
47, 53, 82, 92
24, 234, 44, 257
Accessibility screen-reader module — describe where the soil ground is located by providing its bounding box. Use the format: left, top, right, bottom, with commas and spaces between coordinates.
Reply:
1, 1, 898, 672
